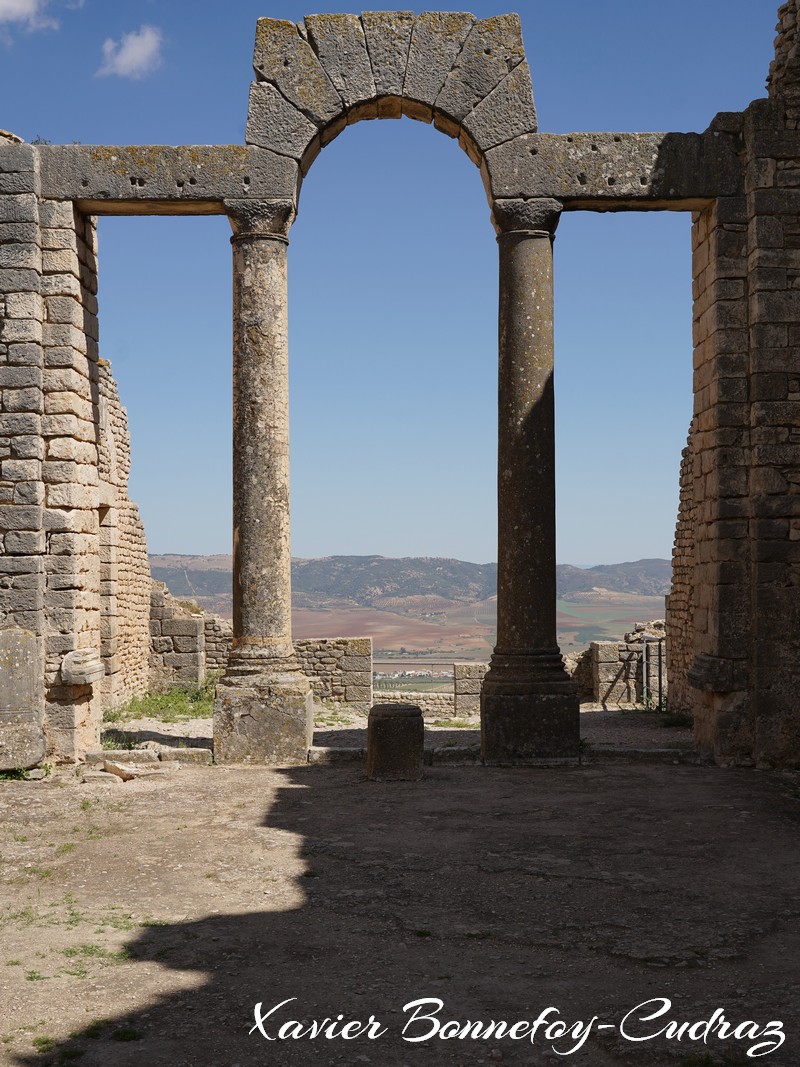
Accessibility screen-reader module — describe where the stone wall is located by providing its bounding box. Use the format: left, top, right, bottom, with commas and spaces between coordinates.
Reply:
665, 421, 698, 715
0, 138, 47, 768
204, 614, 232, 672
149, 582, 204, 688
740, 92, 800, 765
373, 689, 456, 718
590, 623, 667, 707
294, 636, 372, 710
562, 649, 593, 702
96, 364, 151, 708
0, 176, 151, 762
453, 662, 487, 718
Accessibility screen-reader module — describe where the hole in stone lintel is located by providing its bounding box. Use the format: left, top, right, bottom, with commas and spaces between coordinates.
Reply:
577, 172, 588, 185
607, 176, 617, 186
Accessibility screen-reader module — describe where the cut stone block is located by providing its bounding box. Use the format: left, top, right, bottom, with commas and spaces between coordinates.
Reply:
61, 648, 104, 686
214, 677, 313, 765
0, 626, 45, 771
305, 14, 376, 112
367, 703, 424, 781
360, 11, 414, 98
252, 18, 343, 129
461, 61, 537, 152
435, 14, 525, 131
245, 83, 318, 159
402, 12, 475, 122
159, 747, 213, 765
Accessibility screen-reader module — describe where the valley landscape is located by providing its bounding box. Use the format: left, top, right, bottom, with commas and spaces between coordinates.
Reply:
150, 554, 669, 665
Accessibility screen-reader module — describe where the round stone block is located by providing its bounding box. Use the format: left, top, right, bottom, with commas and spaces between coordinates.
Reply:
367, 703, 424, 782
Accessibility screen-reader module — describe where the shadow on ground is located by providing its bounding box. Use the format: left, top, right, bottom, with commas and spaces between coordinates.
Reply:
5, 761, 800, 1066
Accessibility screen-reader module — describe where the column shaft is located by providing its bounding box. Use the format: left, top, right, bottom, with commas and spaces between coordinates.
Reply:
214, 200, 312, 764
482, 200, 579, 763
231, 232, 294, 664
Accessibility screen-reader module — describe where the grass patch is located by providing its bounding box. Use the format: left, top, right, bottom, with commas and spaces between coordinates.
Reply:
25, 970, 47, 981
96, 911, 136, 932
32, 1035, 55, 1052
0, 769, 28, 781
432, 719, 474, 729
103, 674, 220, 724
54, 843, 76, 857
62, 944, 131, 964
314, 711, 351, 727
100, 734, 136, 750
25, 866, 54, 881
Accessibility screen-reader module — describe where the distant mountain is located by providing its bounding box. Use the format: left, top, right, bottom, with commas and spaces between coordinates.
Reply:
149, 554, 671, 613
557, 558, 671, 598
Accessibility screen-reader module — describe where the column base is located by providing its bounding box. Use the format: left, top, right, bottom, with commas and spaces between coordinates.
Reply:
481, 650, 580, 764
214, 656, 313, 765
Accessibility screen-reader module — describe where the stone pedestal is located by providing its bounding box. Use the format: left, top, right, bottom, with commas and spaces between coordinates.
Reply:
213, 200, 312, 765
367, 704, 424, 781
481, 199, 579, 764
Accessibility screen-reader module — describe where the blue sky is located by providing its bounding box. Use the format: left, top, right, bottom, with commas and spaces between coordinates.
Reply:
1, 0, 776, 564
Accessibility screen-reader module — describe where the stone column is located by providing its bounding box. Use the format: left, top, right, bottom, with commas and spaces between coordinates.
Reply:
213, 199, 313, 764
481, 198, 579, 764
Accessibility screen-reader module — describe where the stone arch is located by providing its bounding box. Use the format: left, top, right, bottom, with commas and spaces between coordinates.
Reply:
216, 13, 579, 768
244, 12, 536, 213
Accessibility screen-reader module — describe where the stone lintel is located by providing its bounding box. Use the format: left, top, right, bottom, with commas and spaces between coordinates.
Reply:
484, 130, 743, 208
29, 128, 745, 215
36, 145, 299, 215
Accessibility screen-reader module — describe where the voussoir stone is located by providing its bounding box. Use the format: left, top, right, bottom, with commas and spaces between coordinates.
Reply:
252, 18, 343, 129
435, 14, 526, 130
461, 60, 537, 152
402, 12, 475, 123
245, 83, 318, 160
360, 11, 414, 103
305, 14, 377, 113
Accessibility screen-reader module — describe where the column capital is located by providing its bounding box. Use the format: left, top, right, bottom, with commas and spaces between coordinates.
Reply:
491, 197, 562, 239
225, 198, 296, 241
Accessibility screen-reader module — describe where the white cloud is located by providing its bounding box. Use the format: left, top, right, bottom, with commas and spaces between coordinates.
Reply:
97, 24, 163, 80
0, 0, 57, 31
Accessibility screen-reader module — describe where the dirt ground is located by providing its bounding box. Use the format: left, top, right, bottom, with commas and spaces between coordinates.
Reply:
1, 719, 799, 1067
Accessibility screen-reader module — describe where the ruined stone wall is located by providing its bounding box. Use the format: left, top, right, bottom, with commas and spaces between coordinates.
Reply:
590, 624, 667, 707
0, 177, 152, 760
96, 364, 151, 706
373, 688, 456, 718
453, 662, 487, 718
665, 421, 698, 714
39, 203, 105, 760
682, 186, 753, 761
204, 614, 232, 672
0, 140, 47, 769
294, 636, 372, 710
149, 582, 204, 688
562, 650, 593, 703
769, 2, 800, 120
